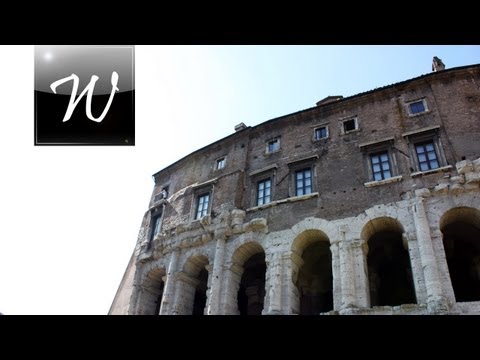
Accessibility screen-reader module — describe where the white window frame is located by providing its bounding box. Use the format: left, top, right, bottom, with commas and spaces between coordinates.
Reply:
340, 116, 359, 135
195, 192, 210, 220
402, 126, 448, 174
313, 125, 329, 141
266, 137, 281, 154
359, 137, 400, 186
216, 156, 226, 170
287, 156, 319, 197
406, 98, 429, 117
256, 177, 272, 206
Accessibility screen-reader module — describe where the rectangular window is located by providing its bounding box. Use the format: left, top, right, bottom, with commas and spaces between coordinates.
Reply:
257, 178, 272, 206
195, 193, 210, 219
266, 138, 280, 153
295, 168, 312, 196
341, 117, 359, 134
407, 99, 428, 116
314, 126, 328, 140
370, 152, 392, 181
415, 141, 439, 171
216, 157, 226, 170
151, 214, 162, 240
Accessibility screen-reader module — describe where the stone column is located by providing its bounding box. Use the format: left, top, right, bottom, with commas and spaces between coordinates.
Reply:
404, 233, 428, 304
279, 253, 294, 314
265, 252, 282, 315
204, 264, 213, 315
206, 238, 226, 315
289, 251, 304, 314
413, 191, 448, 314
428, 227, 456, 305
330, 242, 342, 311
351, 239, 369, 308
172, 272, 199, 315
339, 240, 355, 310
221, 263, 243, 314
159, 249, 179, 315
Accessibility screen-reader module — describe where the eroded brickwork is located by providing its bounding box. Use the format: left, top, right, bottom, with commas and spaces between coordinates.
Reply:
110, 63, 480, 315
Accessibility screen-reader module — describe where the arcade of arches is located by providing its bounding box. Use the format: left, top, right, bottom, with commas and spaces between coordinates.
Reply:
132, 206, 480, 315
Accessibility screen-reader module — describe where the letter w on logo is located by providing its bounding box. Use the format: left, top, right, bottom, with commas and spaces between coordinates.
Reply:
50, 71, 119, 123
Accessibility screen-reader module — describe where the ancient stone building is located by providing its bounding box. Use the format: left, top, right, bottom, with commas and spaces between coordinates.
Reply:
110, 59, 480, 315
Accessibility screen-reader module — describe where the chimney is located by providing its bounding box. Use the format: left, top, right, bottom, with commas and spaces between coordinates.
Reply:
432, 56, 445, 72
235, 122, 247, 132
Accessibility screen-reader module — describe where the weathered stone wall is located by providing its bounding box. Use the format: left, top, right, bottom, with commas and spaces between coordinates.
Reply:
109, 64, 480, 315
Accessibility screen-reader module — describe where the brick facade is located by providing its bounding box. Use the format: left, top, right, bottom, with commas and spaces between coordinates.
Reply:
110, 63, 480, 315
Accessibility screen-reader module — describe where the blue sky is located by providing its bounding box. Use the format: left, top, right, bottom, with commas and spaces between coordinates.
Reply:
0, 45, 478, 314
151, 45, 480, 174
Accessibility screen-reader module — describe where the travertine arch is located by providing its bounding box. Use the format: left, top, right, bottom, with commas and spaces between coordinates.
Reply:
137, 266, 166, 315
291, 228, 333, 314
142, 266, 166, 289
439, 205, 480, 304
361, 216, 405, 243
231, 241, 265, 266
440, 206, 480, 231
290, 217, 337, 245
139, 259, 168, 285
182, 254, 209, 277
291, 229, 330, 255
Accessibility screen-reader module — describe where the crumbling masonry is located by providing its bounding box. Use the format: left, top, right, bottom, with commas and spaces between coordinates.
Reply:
110, 60, 480, 315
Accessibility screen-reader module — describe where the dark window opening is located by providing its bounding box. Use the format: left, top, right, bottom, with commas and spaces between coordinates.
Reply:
298, 241, 333, 314
367, 231, 416, 307
443, 221, 480, 302
192, 268, 208, 315
237, 253, 266, 315
343, 119, 356, 132
415, 141, 439, 171
295, 168, 312, 196
371, 152, 392, 181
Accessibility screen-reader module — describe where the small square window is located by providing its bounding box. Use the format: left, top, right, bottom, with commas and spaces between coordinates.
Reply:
341, 117, 358, 134
266, 138, 280, 153
408, 99, 428, 115
314, 126, 328, 140
344, 119, 356, 132
216, 157, 226, 170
